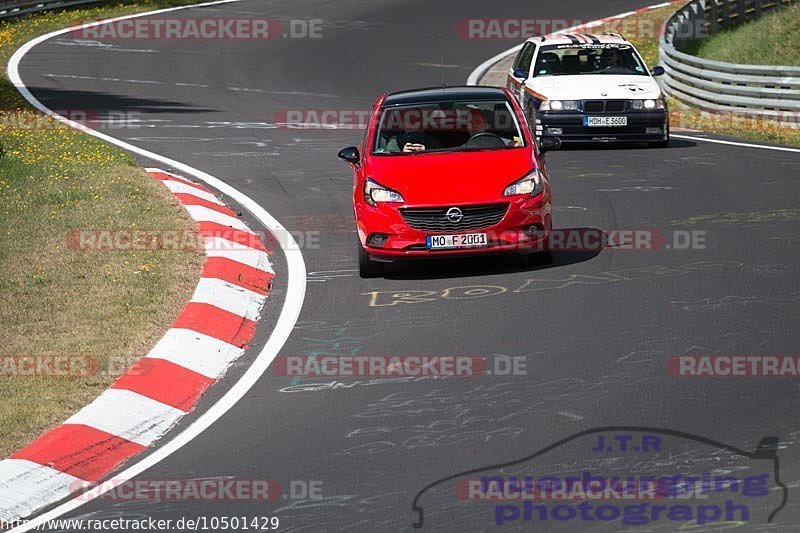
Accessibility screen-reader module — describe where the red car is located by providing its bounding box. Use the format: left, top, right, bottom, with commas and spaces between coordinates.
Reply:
338, 86, 560, 278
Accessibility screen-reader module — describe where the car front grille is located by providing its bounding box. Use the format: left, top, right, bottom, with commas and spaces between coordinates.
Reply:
584, 100, 627, 113
584, 101, 604, 113
400, 203, 509, 232
605, 100, 626, 112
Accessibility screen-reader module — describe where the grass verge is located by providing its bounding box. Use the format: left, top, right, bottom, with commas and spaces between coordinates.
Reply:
689, 4, 800, 66
0, 1, 207, 457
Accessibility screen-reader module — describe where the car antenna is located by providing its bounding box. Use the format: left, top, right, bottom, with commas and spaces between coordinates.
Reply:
440, 55, 447, 88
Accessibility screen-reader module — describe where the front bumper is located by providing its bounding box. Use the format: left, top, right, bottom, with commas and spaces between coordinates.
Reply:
535, 110, 668, 143
356, 194, 552, 261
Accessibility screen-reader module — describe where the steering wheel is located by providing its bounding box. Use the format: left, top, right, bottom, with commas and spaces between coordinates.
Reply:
465, 132, 506, 149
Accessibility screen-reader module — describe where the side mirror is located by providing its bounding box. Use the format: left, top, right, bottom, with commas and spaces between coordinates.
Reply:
338, 146, 360, 164
539, 137, 562, 153
651, 66, 665, 77
512, 67, 529, 80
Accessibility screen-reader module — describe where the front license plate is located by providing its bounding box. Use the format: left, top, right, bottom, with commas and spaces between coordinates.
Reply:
426, 233, 488, 250
584, 116, 628, 127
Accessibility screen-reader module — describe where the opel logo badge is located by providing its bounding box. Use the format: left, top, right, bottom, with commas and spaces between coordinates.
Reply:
446, 207, 463, 223
601, 92, 608, 96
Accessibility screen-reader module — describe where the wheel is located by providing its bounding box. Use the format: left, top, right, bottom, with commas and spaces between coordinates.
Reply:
358, 241, 384, 278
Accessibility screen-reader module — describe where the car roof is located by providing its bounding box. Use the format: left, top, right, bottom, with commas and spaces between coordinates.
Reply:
382, 86, 510, 107
524, 32, 630, 46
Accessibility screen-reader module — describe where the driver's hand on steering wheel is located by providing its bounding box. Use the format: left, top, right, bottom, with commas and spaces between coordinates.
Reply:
403, 143, 426, 153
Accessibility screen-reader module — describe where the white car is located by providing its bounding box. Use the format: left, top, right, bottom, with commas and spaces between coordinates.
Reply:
507, 32, 669, 147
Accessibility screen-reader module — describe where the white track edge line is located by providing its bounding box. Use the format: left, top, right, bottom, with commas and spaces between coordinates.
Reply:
672, 134, 800, 154
6, 1, 307, 530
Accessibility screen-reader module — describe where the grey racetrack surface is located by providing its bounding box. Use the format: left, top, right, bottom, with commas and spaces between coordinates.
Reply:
12, 0, 800, 530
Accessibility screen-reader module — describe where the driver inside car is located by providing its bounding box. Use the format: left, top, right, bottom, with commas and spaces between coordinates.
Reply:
598, 48, 620, 69
461, 108, 519, 148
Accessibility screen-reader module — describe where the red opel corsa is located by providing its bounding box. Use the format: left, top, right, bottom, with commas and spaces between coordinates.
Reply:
338, 86, 560, 278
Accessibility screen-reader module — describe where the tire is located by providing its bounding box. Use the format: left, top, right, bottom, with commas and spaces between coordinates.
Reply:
358, 241, 384, 278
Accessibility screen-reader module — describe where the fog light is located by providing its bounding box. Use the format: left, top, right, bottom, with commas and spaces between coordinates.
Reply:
367, 233, 389, 247
527, 224, 544, 237
546, 128, 563, 135
646, 127, 662, 134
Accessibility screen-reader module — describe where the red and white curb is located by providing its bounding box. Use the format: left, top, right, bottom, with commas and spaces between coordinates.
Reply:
0, 168, 273, 522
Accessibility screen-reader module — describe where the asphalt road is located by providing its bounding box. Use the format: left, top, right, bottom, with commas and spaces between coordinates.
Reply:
14, 0, 800, 530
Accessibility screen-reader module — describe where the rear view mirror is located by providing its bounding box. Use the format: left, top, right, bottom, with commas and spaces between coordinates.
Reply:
512, 67, 529, 80
539, 137, 562, 153
338, 146, 360, 164
651, 66, 665, 77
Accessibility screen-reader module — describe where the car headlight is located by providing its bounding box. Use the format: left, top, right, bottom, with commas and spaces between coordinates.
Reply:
503, 169, 543, 197
632, 99, 666, 110
540, 100, 579, 111
364, 178, 404, 206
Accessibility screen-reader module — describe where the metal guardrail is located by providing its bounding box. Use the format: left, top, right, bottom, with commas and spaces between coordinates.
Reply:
0, 0, 105, 20
659, 0, 800, 118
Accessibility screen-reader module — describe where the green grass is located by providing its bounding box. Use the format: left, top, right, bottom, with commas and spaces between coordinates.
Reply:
690, 4, 800, 66
0, 0, 207, 457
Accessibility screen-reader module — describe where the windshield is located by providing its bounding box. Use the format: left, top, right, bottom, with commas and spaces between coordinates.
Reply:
372, 100, 525, 155
533, 43, 648, 77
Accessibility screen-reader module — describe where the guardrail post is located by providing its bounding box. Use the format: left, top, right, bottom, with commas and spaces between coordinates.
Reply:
709, 0, 720, 32
754, 0, 762, 18
720, 0, 730, 28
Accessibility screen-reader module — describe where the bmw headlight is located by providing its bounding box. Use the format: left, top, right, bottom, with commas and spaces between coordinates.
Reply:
503, 169, 543, 197
632, 99, 666, 110
364, 178, 404, 206
540, 100, 579, 111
